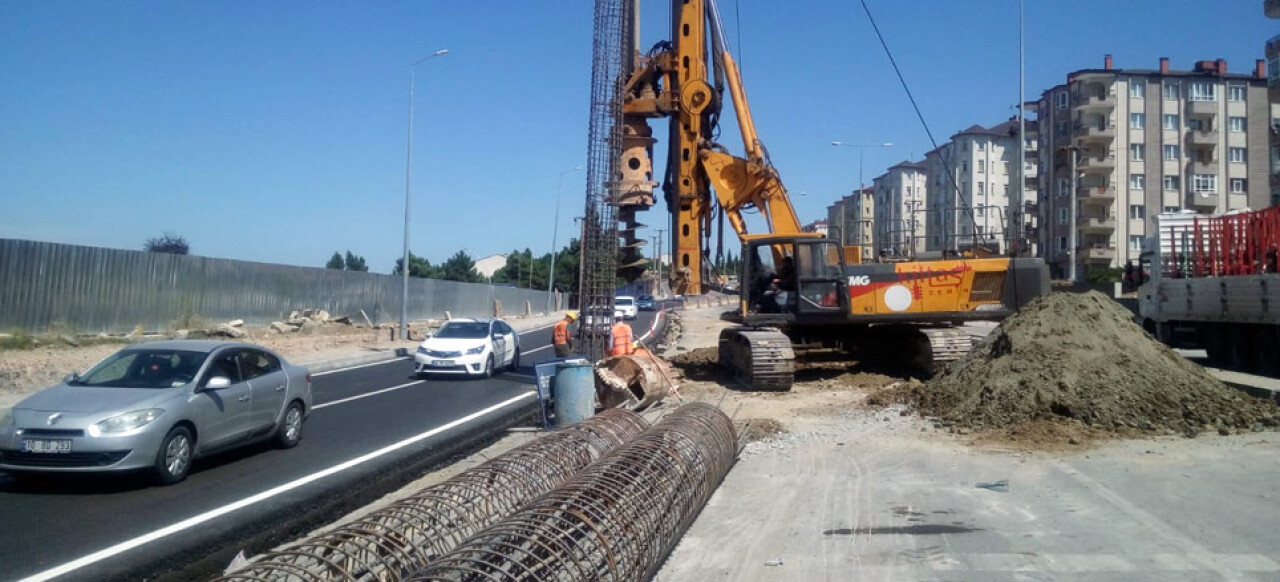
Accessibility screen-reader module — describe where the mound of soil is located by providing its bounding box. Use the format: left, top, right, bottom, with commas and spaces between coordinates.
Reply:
736, 418, 785, 443
669, 347, 721, 381
916, 291, 1278, 436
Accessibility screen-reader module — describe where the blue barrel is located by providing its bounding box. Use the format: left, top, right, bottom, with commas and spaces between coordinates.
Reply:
553, 361, 595, 426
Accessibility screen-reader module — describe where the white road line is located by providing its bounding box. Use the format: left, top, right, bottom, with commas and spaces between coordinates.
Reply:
314, 380, 424, 410
18, 391, 537, 582
524, 344, 552, 355
311, 357, 409, 377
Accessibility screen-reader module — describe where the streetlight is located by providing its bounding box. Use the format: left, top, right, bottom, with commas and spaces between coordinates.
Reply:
546, 166, 584, 313
831, 141, 892, 248
401, 48, 450, 341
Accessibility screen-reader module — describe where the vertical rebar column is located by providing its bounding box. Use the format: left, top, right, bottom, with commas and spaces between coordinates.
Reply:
577, 0, 633, 361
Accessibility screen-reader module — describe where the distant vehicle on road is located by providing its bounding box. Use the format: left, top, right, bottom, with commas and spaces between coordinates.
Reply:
0, 341, 313, 485
636, 294, 656, 311
415, 318, 519, 378
614, 296, 638, 320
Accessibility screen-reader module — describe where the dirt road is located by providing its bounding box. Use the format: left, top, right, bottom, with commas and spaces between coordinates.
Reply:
656, 306, 1280, 581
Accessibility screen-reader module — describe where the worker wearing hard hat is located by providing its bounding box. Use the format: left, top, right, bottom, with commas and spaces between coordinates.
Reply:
553, 311, 578, 357
609, 313, 636, 357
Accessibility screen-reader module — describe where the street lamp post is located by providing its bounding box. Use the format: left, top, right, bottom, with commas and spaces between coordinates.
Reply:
546, 166, 583, 313
401, 49, 450, 341
831, 141, 892, 252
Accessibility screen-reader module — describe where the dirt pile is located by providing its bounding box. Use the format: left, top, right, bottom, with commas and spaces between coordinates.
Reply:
669, 347, 721, 381
916, 291, 1278, 436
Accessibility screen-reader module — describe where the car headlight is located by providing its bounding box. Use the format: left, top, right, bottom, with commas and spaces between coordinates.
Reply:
466, 345, 486, 355
417, 346, 428, 355
87, 408, 164, 437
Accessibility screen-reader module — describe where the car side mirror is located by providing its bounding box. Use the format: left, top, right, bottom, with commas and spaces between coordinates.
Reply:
63, 372, 79, 383
204, 376, 232, 389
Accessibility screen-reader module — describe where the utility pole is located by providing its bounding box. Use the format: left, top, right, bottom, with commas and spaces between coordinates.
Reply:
400, 48, 450, 341
654, 228, 666, 297
1016, 0, 1026, 257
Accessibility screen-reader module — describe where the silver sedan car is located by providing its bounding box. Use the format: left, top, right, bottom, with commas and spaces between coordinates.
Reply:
0, 340, 312, 485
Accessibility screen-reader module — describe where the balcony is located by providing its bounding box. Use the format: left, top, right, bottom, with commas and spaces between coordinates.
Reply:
1077, 155, 1116, 173
1187, 190, 1218, 210
1189, 159, 1218, 175
1077, 185, 1117, 201
1081, 244, 1116, 264
1077, 215, 1117, 233
1072, 123, 1115, 141
1186, 100, 1218, 117
1073, 92, 1115, 110
1186, 129, 1219, 147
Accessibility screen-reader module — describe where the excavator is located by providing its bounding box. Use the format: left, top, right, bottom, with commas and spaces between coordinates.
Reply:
615, 0, 1049, 390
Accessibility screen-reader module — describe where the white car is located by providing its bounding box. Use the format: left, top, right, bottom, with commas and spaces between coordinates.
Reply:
614, 296, 638, 320
414, 319, 519, 378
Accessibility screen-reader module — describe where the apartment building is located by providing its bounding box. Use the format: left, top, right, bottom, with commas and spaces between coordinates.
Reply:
873, 161, 928, 257
922, 119, 1036, 256
802, 219, 829, 237
825, 187, 875, 261
1266, 3, 1280, 203
1036, 55, 1277, 280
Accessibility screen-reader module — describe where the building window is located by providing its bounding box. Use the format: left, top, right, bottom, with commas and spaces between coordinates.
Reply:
1188, 82, 1216, 101
1129, 175, 1145, 190
1228, 84, 1246, 101
977, 140, 986, 151
977, 159, 986, 173
976, 207, 985, 217
1129, 204, 1146, 220
977, 182, 986, 195
1057, 92, 1068, 109
1230, 178, 1246, 193
1228, 117, 1246, 133
1163, 114, 1179, 130
1163, 175, 1181, 191
1228, 147, 1246, 163
1129, 113, 1145, 129
1129, 143, 1144, 161
1057, 208, 1068, 225
1001, 161, 1010, 175
1163, 81, 1180, 100
1163, 206, 1180, 213
1057, 120, 1068, 135
1129, 235, 1143, 251
1163, 145, 1180, 160
1129, 79, 1144, 99
1193, 174, 1217, 193
1058, 236, 1068, 251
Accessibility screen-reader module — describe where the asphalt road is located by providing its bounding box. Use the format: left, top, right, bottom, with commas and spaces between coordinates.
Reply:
0, 309, 663, 582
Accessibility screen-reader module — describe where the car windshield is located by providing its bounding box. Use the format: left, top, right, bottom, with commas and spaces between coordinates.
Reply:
72, 349, 208, 389
434, 321, 490, 339
639, 295, 652, 300
615, 298, 634, 306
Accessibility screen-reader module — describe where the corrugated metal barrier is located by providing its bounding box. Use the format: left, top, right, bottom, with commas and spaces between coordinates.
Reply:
0, 239, 551, 334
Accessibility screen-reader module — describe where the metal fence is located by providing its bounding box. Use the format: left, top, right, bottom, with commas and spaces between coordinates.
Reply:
0, 239, 551, 334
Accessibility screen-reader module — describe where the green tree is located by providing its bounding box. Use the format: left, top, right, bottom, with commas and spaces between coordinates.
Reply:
440, 250, 483, 283
344, 251, 368, 272
393, 252, 440, 278
144, 232, 190, 255
326, 252, 345, 269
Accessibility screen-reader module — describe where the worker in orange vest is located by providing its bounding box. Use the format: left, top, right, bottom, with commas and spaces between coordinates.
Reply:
553, 311, 578, 357
609, 314, 635, 357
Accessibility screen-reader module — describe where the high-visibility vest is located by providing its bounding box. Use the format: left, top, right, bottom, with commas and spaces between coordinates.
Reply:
609, 322, 634, 356
553, 320, 571, 345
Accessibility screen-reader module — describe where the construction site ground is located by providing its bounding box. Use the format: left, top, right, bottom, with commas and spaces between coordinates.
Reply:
654, 304, 1280, 581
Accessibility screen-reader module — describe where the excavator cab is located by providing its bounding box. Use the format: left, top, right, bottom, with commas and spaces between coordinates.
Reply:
741, 237, 848, 320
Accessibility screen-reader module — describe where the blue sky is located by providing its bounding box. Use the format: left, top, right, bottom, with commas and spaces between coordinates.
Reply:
1, 1, 1273, 272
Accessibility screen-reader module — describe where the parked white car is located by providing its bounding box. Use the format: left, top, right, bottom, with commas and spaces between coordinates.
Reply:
414, 319, 519, 378
614, 296, 638, 320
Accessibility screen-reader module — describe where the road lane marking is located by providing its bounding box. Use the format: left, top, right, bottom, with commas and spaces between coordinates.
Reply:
18, 390, 537, 582
524, 345, 551, 355
314, 380, 424, 410
312, 357, 409, 377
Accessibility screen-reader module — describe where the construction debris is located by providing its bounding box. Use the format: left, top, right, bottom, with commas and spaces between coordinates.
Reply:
215, 409, 649, 582
914, 291, 1280, 436
593, 349, 675, 409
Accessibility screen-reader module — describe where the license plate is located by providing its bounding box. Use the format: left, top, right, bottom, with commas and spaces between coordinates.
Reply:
429, 360, 453, 367
20, 439, 72, 454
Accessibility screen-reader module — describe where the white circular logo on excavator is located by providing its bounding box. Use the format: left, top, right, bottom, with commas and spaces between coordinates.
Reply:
884, 284, 912, 312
